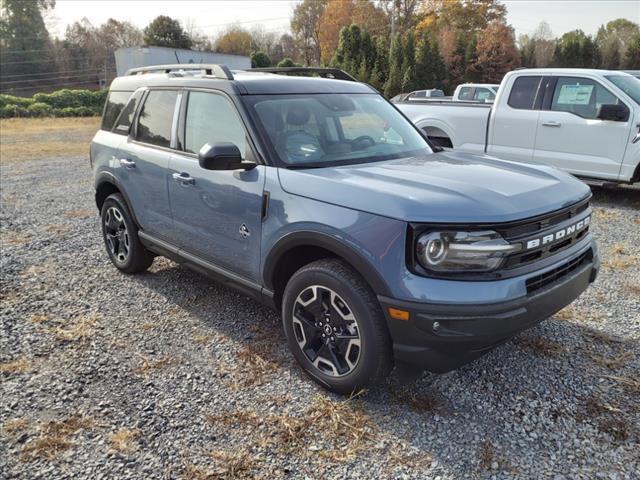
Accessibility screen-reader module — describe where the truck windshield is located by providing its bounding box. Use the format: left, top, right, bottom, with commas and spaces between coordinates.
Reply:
605, 75, 640, 105
243, 93, 431, 167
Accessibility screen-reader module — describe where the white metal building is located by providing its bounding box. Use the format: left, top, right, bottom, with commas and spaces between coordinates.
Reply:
114, 46, 251, 76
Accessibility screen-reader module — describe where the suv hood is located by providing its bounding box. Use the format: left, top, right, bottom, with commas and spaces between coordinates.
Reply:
278, 151, 590, 223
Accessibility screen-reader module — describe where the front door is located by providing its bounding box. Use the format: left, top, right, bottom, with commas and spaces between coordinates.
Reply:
533, 76, 630, 180
168, 90, 265, 281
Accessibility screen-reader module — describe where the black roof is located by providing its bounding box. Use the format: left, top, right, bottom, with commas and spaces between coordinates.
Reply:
110, 70, 375, 95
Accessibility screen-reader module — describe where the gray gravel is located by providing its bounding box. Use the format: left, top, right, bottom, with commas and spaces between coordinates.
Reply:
1, 155, 639, 479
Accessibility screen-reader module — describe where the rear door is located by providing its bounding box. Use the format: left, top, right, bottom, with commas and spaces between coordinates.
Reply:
487, 75, 543, 163
533, 76, 630, 180
119, 89, 179, 239
168, 89, 265, 281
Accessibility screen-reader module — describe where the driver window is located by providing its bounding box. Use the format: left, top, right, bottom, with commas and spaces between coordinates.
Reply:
184, 91, 247, 156
551, 77, 620, 119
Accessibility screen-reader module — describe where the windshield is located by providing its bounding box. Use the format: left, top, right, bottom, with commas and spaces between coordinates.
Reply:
605, 75, 640, 105
243, 93, 431, 167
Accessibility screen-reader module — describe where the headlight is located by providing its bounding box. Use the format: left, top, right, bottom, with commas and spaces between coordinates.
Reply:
416, 230, 520, 272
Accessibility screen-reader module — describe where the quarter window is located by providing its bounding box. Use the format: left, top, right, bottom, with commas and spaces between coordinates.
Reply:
101, 91, 132, 131
135, 90, 178, 148
113, 90, 143, 135
184, 91, 247, 156
474, 88, 495, 101
551, 77, 621, 119
508, 76, 542, 109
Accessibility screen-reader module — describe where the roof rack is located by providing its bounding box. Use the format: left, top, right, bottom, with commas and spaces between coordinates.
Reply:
248, 67, 357, 82
125, 64, 234, 80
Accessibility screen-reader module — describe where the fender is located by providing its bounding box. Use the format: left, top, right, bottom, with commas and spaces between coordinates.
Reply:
94, 171, 141, 227
263, 230, 392, 297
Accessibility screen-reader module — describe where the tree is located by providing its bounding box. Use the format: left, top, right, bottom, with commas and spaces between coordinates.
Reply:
277, 57, 300, 67
0, 0, 55, 78
251, 51, 271, 67
597, 19, 640, 69
380, 0, 422, 38
143, 16, 191, 49
623, 33, 640, 68
369, 36, 389, 91
475, 21, 521, 83
318, 0, 387, 65
531, 21, 555, 68
417, 0, 507, 39
384, 33, 404, 97
214, 26, 253, 56
553, 30, 599, 68
400, 31, 416, 91
291, 0, 326, 66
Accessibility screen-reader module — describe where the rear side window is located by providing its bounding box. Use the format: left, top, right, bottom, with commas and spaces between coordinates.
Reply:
474, 88, 495, 101
135, 90, 178, 148
113, 90, 143, 135
101, 91, 132, 130
458, 87, 472, 100
508, 76, 542, 109
184, 91, 247, 156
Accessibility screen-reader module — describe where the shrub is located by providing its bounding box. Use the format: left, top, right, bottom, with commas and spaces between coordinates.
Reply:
0, 94, 34, 109
26, 102, 53, 117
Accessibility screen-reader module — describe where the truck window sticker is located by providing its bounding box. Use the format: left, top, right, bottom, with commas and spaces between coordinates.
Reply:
556, 84, 594, 106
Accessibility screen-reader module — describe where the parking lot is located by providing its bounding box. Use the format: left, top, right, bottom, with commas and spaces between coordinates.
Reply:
1, 118, 639, 479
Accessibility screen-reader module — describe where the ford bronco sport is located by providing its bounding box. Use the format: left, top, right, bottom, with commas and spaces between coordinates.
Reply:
91, 65, 599, 394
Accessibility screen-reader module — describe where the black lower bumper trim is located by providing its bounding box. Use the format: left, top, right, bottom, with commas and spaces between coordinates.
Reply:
379, 256, 597, 373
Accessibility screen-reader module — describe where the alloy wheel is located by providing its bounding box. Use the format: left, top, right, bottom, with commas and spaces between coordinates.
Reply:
291, 285, 361, 377
103, 206, 130, 264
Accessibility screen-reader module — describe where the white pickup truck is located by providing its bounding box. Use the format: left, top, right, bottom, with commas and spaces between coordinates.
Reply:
396, 69, 640, 184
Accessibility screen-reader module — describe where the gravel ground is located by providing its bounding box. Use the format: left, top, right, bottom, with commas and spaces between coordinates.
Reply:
1, 155, 639, 479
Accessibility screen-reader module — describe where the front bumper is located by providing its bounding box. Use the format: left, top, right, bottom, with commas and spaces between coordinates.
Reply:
378, 244, 599, 373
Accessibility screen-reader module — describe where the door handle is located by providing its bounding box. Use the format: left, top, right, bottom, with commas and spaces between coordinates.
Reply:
633, 123, 640, 144
172, 172, 195, 186
119, 158, 136, 169
542, 121, 561, 127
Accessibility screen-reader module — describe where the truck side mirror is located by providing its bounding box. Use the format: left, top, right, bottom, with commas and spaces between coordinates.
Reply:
596, 104, 629, 122
198, 143, 256, 171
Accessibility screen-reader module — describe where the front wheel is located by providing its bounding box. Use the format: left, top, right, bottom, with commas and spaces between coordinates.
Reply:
282, 259, 393, 394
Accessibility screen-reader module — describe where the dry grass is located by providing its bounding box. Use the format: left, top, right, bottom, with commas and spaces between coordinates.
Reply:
50, 314, 99, 343
0, 117, 100, 163
0, 357, 31, 374
3, 418, 29, 434
29, 314, 53, 324
41, 223, 72, 237
553, 306, 577, 320
134, 356, 173, 376
1, 231, 32, 246
602, 254, 640, 270
63, 209, 94, 218
588, 351, 634, 370
20, 415, 95, 460
193, 334, 214, 345
625, 283, 640, 296
602, 375, 640, 395
479, 439, 494, 470
207, 448, 258, 478
223, 346, 279, 389
593, 207, 622, 221
515, 335, 566, 357
109, 428, 140, 453
392, 389, 441, 413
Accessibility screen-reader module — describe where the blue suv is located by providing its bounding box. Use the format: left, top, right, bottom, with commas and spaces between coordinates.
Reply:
91, 65, 598, 393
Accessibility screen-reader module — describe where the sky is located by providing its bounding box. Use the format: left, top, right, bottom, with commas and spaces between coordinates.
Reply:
45, 0, 640, 40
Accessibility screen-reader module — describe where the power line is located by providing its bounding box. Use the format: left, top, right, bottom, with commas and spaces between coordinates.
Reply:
0, 79, 105, 93
0, 56, 110, 66
0, 67, 104, 80
0, 72, 106, 85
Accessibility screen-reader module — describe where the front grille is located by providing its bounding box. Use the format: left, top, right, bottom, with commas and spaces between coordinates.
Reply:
526, 251, 590, 294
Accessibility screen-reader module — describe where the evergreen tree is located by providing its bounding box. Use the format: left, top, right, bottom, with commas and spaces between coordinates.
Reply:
251, 51, 272, 67
415, 32, 434, 89
623, 33, 640, 68
143, 16, 192, 49
399, 31, 416, 92
0, 0, 55, 77
384, 33, 404, 97
464, 34, 481, 82
369, 36, 389, 92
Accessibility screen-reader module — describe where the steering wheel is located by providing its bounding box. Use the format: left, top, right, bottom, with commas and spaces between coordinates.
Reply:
350, 135, 376, 151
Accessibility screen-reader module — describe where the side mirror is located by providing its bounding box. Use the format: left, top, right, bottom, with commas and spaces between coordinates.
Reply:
198, 143, 256, 171
596, 103, 629, 122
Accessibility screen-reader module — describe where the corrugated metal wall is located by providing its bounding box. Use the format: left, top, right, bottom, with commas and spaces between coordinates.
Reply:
114, 46, 251, 75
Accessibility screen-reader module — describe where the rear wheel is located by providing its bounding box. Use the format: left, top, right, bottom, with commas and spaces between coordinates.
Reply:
100, 193, 154, 273
282, 259, 393, 394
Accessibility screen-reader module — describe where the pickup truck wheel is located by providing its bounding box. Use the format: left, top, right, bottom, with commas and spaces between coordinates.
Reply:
100, 193, 154, 274
282, 259, 393, 394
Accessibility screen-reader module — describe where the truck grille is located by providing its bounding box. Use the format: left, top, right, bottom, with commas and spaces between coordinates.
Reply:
526, 251, 590, 294
499, 198, 591, 269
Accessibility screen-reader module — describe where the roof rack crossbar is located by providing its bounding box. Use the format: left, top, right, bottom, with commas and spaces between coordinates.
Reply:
125, 64, 234, 80
247, 67, 357, 82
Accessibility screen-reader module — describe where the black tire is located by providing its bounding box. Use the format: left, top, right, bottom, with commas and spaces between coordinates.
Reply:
100, 193, 154, 274
282, 259, 393, 394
